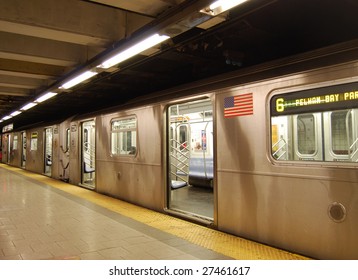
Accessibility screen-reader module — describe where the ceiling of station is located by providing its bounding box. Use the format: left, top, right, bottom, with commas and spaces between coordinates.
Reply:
1, 0, 358, 130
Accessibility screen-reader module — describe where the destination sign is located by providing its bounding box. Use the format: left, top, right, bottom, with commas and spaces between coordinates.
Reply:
271, 81, 358, 116
2, 123, 13, 132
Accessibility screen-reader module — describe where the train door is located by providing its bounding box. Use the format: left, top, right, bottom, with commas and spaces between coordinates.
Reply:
167, 99, 214, 221
6, 134, 11, 164
21, 132, 26, 168
44, 127, 53, 176
81, 120, 96, 189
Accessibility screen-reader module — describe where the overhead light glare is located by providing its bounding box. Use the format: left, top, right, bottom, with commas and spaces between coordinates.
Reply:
206, 0, 248, 15
21, 102, 38, 111
10, 111, 22, 117
36, 92, 58, 103
98, 33, 170, 69
60, 70, 97, 89
2, 115, 12, 120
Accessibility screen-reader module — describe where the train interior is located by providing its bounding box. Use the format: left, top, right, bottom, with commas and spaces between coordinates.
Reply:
167, 98, 214, 220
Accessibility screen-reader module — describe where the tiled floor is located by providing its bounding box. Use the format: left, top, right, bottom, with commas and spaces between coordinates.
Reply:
0, 165, 231, 260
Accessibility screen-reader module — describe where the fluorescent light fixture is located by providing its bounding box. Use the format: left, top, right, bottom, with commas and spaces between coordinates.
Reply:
60, 70, 97, 89
208, 0, 248, 15
21, 102, 38, 111
98, 33, 170, 69
35, 92, 58, 103
10, 111, 22, 117
2, 115, 12, 120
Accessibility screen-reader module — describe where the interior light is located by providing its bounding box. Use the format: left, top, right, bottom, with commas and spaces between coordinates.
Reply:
10, 111, 22, 117
207, 0, 248, 15
35, 92, 58, 103
60, 70, 97, 89
21, 102, 38, 111
98, 33, 170, 69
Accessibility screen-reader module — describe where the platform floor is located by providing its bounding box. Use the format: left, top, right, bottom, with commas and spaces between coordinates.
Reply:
0, 164, 309, 260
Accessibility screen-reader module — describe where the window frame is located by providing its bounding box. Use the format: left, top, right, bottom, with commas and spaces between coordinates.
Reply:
110, 116, 138, 157
269, 81, 358, 166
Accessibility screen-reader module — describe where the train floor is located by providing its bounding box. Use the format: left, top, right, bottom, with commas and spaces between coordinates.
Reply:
0, 163, 309, 260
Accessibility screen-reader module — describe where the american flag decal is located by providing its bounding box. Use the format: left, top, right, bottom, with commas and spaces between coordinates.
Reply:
224, 93, 254, 118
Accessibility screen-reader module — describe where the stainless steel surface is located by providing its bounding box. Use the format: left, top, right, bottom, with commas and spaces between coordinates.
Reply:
96, 106, 164, 211
3, 44, 358, 259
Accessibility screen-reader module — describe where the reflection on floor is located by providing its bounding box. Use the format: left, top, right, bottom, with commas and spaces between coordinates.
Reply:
170, 185, 213, 219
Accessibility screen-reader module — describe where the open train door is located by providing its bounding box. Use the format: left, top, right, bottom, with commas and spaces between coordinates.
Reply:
4, 134, 11, 164
166, 98, 214, 223
44, 127, 53, 176
21, 131, 26, 168
81, 120, 96, 189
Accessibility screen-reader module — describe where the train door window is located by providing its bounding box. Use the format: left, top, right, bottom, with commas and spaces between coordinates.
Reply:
167, 98, 214, 221
65, 128, 70, 152
111, 117, 137, 156
44, 128, 53, 176
81, 120, 96, 189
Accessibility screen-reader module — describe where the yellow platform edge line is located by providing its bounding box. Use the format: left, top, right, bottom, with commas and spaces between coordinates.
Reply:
0, 164, 310, 260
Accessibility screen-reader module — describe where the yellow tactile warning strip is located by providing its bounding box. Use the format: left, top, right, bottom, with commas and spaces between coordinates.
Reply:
1, 164, 310, 260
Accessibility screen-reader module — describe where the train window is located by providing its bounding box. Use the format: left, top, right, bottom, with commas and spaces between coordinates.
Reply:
296, 114, 316, 155
111, 117, 137, 156
270, 81, 358, 164
331, 111, 352, 155
30, 132, 38, 151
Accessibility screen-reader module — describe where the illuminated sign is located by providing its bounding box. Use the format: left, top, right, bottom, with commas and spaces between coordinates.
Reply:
271, 81, 358, 116
2, 123, 13, 132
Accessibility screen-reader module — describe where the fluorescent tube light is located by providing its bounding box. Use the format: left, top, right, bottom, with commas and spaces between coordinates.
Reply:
60, 70, 97, 89
21, 102, 38, 111
2, 115, 12, 120
35, 92, 58, 103
10, 111, 22, 117
98, 33, 170, 69
208, 0, 248, 14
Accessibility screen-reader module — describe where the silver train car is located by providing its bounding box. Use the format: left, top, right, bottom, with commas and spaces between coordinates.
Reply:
2, 41, 358, 259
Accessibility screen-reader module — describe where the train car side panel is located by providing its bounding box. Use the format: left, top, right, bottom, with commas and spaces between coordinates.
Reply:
96, 105, 164, 211
25, 128, 45, 174
215, 64, 358, 259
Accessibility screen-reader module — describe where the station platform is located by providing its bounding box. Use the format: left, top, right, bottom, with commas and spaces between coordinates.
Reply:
0, 164, 309, 260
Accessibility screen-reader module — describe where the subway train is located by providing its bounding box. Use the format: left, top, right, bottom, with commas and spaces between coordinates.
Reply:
2, 40, 358, 259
